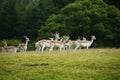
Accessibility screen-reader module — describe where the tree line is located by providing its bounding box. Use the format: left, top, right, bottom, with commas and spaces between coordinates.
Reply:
0, 0, 120, 48
0, 0, 74, 39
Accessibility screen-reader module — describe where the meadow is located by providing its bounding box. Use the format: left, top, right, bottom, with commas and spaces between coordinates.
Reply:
0, 48, 120, 80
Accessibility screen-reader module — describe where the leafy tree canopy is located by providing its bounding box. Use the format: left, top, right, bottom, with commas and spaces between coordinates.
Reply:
38, 0, 120, 47
0, 0, 74, 40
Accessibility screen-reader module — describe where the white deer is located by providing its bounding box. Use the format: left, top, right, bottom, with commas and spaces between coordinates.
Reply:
79, 36, 96, 49
52, 32, 60, 41
65, 37, 80, 50
36, 38, 54, 52
1, 41, 18, 53
35, 32, 60, 52
35, 40, 42, 51
50, 35, 69, 51
18, 36, 30, 52
74, 37, 87, 50
64, 40, 75, 50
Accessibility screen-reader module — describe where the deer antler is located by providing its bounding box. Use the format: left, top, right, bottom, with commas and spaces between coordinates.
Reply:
24, 36, 27, 38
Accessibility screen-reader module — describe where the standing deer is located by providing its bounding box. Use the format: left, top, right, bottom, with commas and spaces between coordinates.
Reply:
35, 41, 42, 51
65, 37, 80, 50
79, 36, 96, 49
74, 37, 87, 50
50, 35, 69, 51
35, 32, 60, 52
18, 36, 30, 52
36, 38, 54, 52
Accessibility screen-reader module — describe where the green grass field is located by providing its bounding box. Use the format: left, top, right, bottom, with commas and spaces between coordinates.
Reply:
0, 49, 120, 80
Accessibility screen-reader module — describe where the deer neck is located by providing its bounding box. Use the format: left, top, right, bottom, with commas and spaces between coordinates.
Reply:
60, 38, 64, 42
90, 38, 94, 44
25, 40, 28, 47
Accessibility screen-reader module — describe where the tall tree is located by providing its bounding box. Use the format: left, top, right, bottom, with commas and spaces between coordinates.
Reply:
0, 0, 17, 39
0, 0, 75, 40
38, 0, 120, 47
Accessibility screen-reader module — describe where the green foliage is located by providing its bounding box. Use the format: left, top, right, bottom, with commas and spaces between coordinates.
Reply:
38, 0, 120, 47
52, 0, 75, 13
0, 0, 73, 40
0, 49, 120, 80
0, 39, 21, 47
103, 0, 120, 9
28, 41, 36, 51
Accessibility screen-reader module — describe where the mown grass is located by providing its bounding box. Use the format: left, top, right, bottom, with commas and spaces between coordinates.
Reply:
0, 48, 120, 80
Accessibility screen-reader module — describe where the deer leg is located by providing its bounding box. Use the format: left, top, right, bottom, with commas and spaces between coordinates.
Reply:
87, 46, 88, 49
41, 45, 45, 52
75, 45, 80, 50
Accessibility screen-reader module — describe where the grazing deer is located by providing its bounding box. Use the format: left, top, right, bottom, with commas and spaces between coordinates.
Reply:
2, 41, 18, 53
79, 36, 96, 49
18, 36, 30, 52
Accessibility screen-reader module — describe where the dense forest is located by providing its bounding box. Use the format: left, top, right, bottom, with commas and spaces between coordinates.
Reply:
0, 0, 120, 48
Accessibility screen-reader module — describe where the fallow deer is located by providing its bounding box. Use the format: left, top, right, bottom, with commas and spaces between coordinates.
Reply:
18, 36, 30, 52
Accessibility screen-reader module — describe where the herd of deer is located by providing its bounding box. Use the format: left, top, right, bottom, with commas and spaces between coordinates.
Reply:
0, 36, 30, 53
0, 32, 96, 53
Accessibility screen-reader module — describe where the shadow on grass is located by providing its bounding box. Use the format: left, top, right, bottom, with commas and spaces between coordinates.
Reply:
22, 63, 49, 67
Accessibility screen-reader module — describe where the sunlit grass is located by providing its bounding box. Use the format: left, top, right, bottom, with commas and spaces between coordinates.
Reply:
0, 48, 120, 80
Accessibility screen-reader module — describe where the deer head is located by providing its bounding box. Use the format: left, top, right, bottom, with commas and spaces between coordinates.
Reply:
24, 36, 30, 42
91, 36, 96, 40
51, 32, 60, 40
